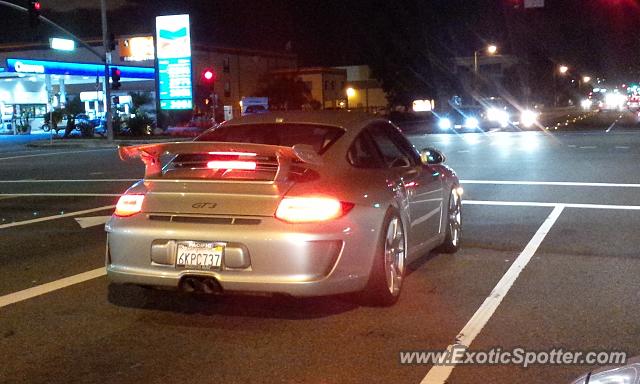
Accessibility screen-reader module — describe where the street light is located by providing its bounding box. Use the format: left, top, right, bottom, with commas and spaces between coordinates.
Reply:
346, 87, 356, 98
472, 44, 497, 102
554, 65, 569, 107
582, 76, 591, 83
474, 44, 498, 74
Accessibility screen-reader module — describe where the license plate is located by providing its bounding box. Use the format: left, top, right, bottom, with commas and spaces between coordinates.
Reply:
176, 241, 223, 269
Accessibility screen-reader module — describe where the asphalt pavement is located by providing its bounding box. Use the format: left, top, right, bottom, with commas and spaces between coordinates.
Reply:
1, 111, 640, 384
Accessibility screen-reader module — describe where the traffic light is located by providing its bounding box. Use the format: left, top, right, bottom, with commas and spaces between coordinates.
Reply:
202, 68, 216, 89
27, 1, 41, 27
110, 67, 121, 90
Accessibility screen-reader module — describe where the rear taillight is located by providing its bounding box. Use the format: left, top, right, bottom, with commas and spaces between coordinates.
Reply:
207, 160, 257, 170
275, 196, 354, 223
115, 195, 144, 217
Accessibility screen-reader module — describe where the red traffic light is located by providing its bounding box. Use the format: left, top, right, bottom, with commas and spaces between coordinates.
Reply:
202, 68, 216, 82
34, 1, 41, 10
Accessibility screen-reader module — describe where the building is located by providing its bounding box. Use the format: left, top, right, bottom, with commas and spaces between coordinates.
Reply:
0, 34, 296, 133
335, 65, 388, 112
270, 67, 348, 109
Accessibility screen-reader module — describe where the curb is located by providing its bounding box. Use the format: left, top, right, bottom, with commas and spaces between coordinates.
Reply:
26, 137, 190, 149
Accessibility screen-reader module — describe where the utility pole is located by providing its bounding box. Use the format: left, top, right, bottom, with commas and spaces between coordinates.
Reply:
101, 0, 113, 142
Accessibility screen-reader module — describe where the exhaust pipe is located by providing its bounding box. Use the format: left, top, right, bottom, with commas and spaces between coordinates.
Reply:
181, 277, 197, 293
180, 276, 223, 294
202, 278, 223, 294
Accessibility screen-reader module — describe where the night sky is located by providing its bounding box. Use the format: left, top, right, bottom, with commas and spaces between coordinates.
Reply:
1, 0, 639, 82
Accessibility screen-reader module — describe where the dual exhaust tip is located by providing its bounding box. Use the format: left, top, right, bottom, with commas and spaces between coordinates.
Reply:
180, 276, 223, 295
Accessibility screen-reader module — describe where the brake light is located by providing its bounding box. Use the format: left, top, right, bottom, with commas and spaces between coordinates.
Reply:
207, 160, 257, 170
275, 196, 354, 223
115, 195, 144, 217
208, 151, 257, 157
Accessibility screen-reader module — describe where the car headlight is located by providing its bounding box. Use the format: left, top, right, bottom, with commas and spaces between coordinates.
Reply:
438, 118, 452, 129
465, 117, 479, 129
487, 108, 510, 126
520, 110, 538, 128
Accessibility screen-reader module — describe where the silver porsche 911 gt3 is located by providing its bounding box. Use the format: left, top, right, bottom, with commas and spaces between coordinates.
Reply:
106, 112, 462, 305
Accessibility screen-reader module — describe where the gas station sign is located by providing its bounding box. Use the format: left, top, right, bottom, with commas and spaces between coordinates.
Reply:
155, 14, 193, 110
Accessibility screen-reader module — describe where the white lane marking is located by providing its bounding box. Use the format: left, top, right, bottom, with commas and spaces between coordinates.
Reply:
461, 180, 640, 188
0, 194, 121, 197
463, 200, 640, 210
0, 148, 113, 161
0, 268, 106, 309
0, 179, 137, 183
579, 146, 597, 149
615, 146, 630, 149
567, 145, 577, 148
457, 150, 470, 153
75, 216, 110, 229
0, 205, 115, 230
421, 205, 564, 384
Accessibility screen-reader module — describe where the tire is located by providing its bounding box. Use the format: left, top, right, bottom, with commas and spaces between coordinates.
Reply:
362, 209, 407, 306
41, 124, 50, 132
439, 187, 462, 253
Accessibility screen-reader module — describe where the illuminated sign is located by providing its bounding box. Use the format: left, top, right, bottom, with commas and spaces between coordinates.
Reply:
13, 60, 45, 74
50, 38, 76, 51
6, 58, 154, 79
412, 99, 434, 112
120, 36, 155, 62
156, 14, 193, 110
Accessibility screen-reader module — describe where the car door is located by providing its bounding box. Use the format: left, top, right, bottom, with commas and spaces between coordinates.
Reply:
368, 123, 444, 250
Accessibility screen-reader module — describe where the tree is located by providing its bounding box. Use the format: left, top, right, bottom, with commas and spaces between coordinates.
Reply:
255, 77, 315, 110
62, 96, 83, 138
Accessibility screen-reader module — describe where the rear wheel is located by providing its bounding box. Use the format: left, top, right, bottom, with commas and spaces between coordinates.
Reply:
363, 210, 406, 306
439, 188, 462, 253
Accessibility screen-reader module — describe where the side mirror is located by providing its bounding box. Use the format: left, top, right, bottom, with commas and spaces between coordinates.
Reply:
420, 147, 446, 165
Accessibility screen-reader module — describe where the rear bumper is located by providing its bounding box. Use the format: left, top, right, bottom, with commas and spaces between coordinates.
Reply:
105, 208, 383, 297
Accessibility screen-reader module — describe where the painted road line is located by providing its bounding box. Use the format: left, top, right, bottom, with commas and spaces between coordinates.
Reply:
0, 148, 114, 161
0, 179, 138, 183
463, 200, 640, 211
0, 205, 115, 230
615, 146, 630, 149
75, 216, 110, 229
0, 193, 121, 197
461, 180, 640, 188
421, 205, 565, 384
579, 146, 597, 149
0, 268, 106, 309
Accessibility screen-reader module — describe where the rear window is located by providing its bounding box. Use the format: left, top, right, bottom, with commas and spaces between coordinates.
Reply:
163, 123, 343, 181
196, 123, 344, 154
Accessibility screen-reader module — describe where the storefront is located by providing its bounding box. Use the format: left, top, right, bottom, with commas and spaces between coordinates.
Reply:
0, 40, 155, 134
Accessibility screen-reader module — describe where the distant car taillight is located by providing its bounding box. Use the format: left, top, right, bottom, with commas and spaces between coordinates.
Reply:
275, 196, 354, 223
207, 160, 257, 170
115, 195, 144, 217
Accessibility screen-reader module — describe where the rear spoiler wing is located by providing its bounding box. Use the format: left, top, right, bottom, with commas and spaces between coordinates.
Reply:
118, 141, 323, 180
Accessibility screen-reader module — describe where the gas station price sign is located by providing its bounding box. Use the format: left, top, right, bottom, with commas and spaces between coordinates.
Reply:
155, 14, 193, 110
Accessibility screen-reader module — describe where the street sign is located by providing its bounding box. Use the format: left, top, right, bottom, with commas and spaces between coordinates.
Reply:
50, 38, 75, 51
524, 0, 544, 8
155, 14, 194, 110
